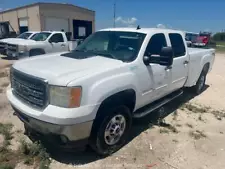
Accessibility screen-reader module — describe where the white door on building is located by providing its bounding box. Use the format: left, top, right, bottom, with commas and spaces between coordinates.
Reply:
44, 17, 69, 32
19, 18, 28, 33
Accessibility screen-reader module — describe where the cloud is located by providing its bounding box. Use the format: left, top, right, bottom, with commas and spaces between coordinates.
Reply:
156, 24, 166, 29
115, 16, 137, 27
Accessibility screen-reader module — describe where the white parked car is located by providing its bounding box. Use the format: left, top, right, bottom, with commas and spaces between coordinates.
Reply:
0, 31, 39, 55
7, 27, 215, 155
5, 31, 77, 59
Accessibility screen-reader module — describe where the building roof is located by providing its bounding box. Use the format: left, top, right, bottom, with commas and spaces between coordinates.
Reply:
0, 2, 95, 14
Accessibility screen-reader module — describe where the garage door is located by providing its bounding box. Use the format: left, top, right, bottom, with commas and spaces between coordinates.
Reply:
19, 18, 28, 33
45, 17, 69, 32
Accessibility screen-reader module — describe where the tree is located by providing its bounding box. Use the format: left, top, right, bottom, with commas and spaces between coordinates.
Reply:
213, 32, 225, 41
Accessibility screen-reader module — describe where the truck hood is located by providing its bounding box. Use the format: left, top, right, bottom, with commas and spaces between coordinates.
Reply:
8, 39, 42, 46
0, 38, 27, 43
13, 53, 124, 86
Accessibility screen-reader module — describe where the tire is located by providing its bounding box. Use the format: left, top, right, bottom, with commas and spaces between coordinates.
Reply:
89, 105, 132, 156
193, 65, 208, 94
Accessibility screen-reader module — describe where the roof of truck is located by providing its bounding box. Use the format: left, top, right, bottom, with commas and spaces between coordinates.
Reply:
26, 31, 39, 34
99, 27, 185, 35
41, 31, 65, 34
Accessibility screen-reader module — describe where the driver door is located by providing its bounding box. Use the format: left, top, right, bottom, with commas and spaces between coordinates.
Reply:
48, 33, 68, 53
144, 33, 172, 101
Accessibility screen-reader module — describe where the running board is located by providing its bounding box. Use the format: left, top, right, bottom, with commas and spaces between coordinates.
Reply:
133, 89, 183, 118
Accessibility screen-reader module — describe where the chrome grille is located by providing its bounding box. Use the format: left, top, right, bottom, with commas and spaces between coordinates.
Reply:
7, 43, 18, 53
11, 68, 48, 109
0, 42, 7, 54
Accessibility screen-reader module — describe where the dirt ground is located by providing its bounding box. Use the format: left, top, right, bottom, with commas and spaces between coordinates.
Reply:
0, 53, 225, 169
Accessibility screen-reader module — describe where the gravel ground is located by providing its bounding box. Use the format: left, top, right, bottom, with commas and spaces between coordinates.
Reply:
0, 53, 225, 169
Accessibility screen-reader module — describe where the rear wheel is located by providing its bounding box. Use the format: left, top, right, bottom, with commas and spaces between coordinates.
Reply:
89, 105, 132, 156
193, 64, 209, 94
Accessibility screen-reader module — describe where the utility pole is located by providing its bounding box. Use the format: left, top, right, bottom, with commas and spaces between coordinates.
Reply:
113, 1, 116, 27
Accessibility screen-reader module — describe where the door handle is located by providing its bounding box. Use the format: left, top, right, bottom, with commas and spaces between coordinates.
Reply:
61, 44, 66, 47
165, 66, 172, 71
183, 60, 189, 65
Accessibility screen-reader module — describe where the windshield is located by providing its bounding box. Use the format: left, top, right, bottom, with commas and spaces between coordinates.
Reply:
31, 32, 51, 41
70, 31, 146, 62
17, 32, 32, 39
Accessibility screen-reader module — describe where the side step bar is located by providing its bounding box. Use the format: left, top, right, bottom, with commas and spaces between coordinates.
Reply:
133, 89, 183, 118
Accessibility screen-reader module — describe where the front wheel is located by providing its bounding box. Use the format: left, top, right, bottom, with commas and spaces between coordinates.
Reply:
89, 105, 132, 156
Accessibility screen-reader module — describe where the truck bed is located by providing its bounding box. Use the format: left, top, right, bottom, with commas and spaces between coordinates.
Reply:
184, 47, 215, 87
188, 47, 215, 55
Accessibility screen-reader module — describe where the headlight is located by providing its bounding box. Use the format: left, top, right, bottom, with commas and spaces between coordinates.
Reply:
18, 45, 28, 52
49, 86, 82, 108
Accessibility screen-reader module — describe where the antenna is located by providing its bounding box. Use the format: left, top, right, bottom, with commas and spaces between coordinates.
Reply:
113, 1, 116, 28
137, 25, 141, 30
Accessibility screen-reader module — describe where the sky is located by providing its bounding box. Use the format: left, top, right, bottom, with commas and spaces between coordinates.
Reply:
0, 0, 225, 33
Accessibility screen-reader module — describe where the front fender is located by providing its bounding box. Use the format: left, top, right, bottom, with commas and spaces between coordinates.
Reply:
87, 72, 140, 107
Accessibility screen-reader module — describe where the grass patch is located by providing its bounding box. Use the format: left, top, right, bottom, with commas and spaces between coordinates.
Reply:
159, 128, 170, 134
176, 124, 182, 127
181, 103, 209, 113
0, 72, 7, 78
198, 115, 204, 121
172, 110, 178, 121
211, 110, 225, 120
158, 122, 179, 133
189, 130, 207, 140
181, 103, 225, 121
0, 123, 51, 169
172, 139, 178, 143
0, 123, 13, 141
0, 164, 15, 169
186, 123, 193, 128
19, 139, 51, 168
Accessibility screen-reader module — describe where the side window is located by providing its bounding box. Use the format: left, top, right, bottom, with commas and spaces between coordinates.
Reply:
169, 33, 186, 57
49, 33, 64, 43
145, 33, 167, 56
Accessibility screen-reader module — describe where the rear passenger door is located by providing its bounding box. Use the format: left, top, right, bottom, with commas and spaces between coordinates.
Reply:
49, 33, 68, 53
168, 33, 189, 92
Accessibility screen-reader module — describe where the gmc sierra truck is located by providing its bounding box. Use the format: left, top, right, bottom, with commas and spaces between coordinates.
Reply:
0, 31, 39, 55
7, 28, 215, 155
5, 31, 76, 59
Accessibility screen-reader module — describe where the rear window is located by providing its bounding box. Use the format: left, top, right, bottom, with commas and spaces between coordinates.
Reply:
169, 33, 186, 58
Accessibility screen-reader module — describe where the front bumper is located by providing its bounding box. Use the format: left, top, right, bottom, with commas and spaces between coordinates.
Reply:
13, 105, 91, 149
7, 87, 98, 143
7, 50, 29, 59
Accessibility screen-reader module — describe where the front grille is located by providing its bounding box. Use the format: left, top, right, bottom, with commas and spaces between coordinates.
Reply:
7, 43, 18, 53
11, 68, 48, 109
0, 42, 7, 54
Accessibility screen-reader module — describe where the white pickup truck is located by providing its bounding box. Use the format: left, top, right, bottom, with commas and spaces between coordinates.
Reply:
7, 28, 215, 155
0, 31, 39, 55
5, 31, 77, 59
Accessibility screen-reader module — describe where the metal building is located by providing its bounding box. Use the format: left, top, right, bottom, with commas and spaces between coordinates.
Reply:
0, 2, 95, 39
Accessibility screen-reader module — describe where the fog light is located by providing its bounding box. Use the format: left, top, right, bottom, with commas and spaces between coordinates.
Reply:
60, 135, 68, 144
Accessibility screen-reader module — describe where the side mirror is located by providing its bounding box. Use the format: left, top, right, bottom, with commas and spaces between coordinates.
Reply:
144, 47, 173, 66
159, 46, 173, 66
